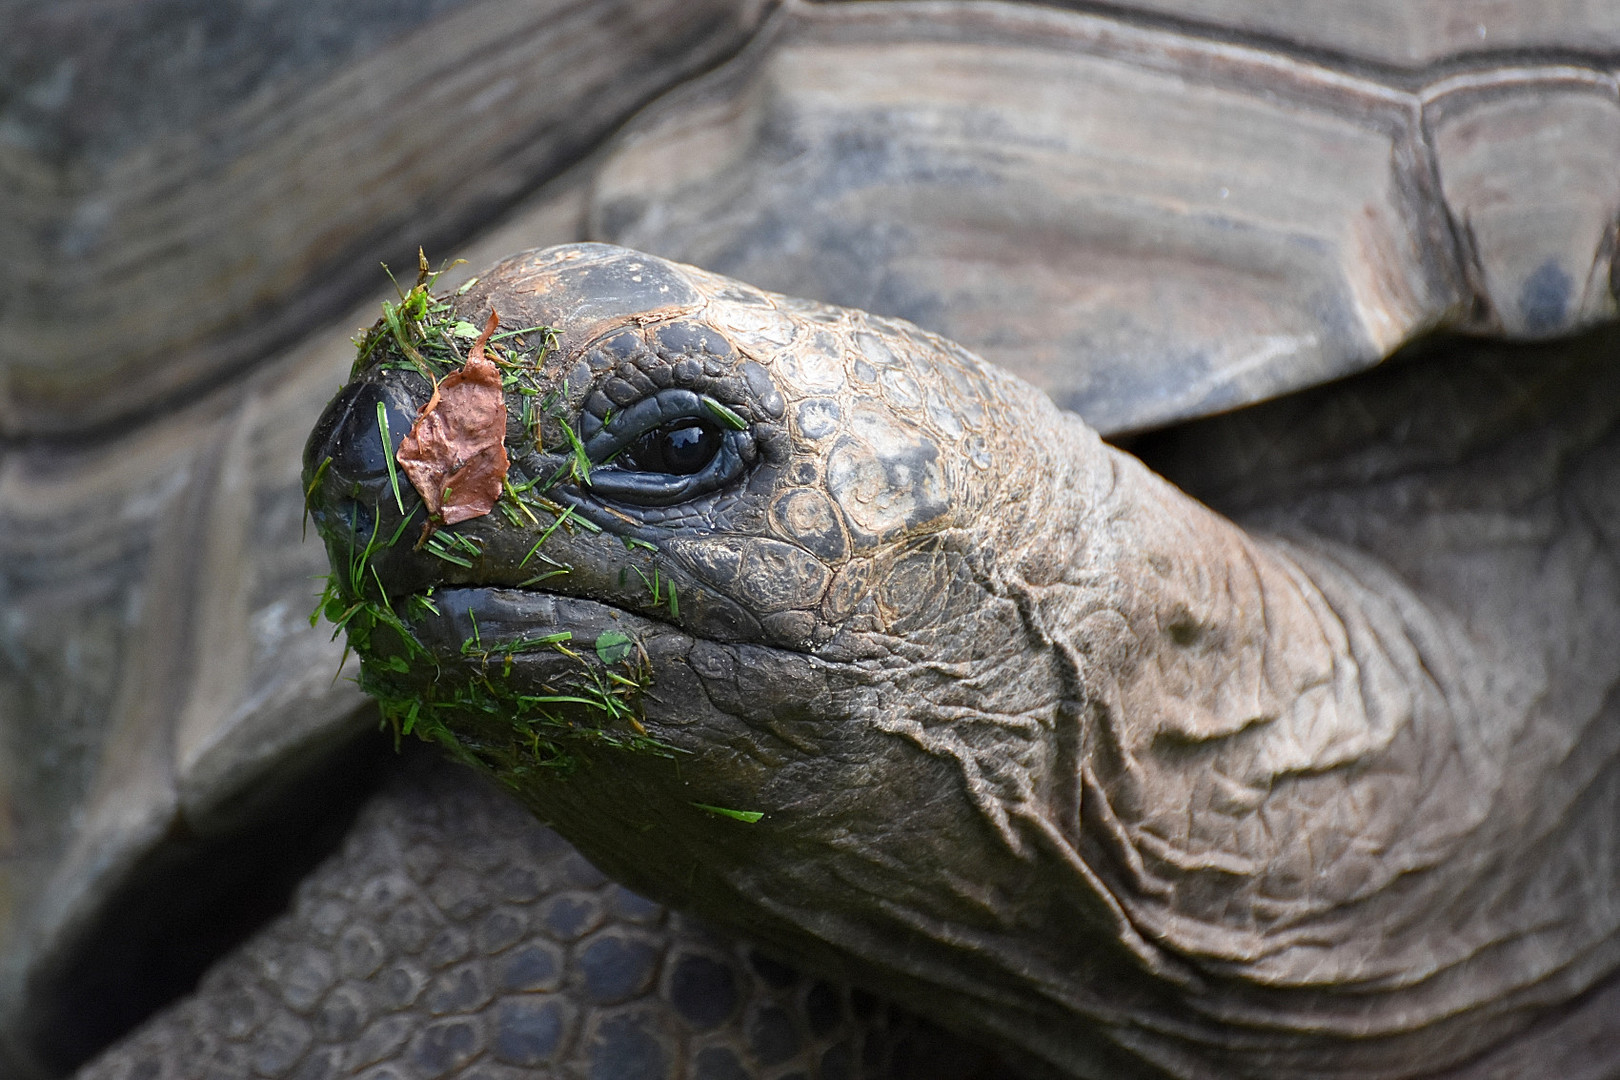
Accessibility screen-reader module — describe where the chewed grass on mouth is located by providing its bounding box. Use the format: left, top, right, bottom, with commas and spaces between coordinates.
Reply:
314, 504, 672, 778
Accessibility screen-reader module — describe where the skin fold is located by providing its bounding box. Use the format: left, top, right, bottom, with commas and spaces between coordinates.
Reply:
302, 244, 1620, 1079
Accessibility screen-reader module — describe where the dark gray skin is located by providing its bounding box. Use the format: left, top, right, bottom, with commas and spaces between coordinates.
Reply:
301, 243, 1620, 1079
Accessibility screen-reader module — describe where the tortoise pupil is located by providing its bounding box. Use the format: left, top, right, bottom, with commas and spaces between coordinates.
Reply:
623, 421, 721, 475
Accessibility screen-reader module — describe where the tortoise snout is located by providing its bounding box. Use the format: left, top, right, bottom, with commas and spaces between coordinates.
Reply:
305, 377, 420, 485
303, 376, 425, 545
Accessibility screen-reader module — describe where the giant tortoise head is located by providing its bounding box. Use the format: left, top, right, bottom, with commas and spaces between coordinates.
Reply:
302, 243, 1620, 1078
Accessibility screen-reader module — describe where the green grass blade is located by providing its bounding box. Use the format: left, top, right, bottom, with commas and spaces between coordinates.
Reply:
691, 803, 764, 823
376, 402, 406, 515
702, 397, 748, 431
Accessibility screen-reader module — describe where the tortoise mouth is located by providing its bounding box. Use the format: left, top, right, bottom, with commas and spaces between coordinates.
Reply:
356, 585, 691, 767
401, 585, 669, 670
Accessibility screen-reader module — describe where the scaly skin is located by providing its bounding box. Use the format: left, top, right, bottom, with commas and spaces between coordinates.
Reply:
303, 245, 1620, 1079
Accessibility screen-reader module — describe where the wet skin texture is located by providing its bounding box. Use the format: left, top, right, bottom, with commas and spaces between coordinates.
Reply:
305, 244, 1620, 1079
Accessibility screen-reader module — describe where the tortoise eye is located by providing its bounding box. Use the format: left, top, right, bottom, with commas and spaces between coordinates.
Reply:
619, 420, 723, 475
574, 390, 752, 505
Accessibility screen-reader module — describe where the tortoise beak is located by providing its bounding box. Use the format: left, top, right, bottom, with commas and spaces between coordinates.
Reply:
303, 372, 428, 542
305, 373, 423, 494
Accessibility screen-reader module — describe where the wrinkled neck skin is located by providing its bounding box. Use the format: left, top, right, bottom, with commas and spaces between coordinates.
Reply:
961, 419, 1575, 1079
312, 247, 1620, 1080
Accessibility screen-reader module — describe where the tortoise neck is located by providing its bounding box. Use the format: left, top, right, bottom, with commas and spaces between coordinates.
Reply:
977, 406, 1620, 1077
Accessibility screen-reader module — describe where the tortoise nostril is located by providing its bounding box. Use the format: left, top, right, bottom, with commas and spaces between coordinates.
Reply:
308, 498, 377, 550
304, 378, 421, 485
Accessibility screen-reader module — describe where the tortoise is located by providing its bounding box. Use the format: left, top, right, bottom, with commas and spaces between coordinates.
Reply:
288, 239, 1620, 1080
3, 0, 1620, 1077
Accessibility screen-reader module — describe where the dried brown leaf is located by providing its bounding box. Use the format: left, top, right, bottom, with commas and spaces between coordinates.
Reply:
397, 310, 509, 539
